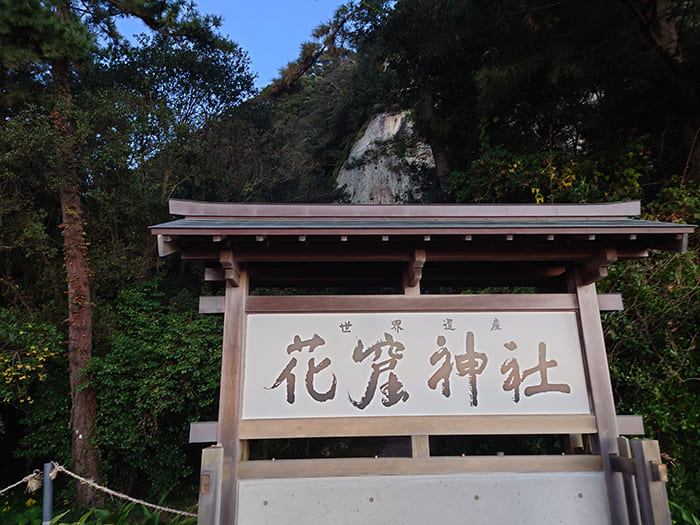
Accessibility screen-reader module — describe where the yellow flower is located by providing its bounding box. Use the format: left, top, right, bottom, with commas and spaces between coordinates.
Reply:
19, 331, 24, 335
26, 498, 36, 507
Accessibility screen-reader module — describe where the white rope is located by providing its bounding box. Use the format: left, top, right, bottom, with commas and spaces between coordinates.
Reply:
51, 463, 197, 518
0, 470, 42, 495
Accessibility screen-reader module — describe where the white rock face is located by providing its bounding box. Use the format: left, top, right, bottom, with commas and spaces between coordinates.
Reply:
336, 111, 434, 203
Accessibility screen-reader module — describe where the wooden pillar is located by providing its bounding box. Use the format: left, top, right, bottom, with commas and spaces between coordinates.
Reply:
631, 439, 671, 525
574, 272, 628, 525
405, 250, 429, 457
218, 268, 248, 524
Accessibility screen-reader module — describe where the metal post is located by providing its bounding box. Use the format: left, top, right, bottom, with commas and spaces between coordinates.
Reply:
42, 462, 53, 525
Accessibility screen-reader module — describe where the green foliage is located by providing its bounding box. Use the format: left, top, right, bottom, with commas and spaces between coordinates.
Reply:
0, 311, 71, 470
103, 35, 256, 131
89, 280, 222, 498
1, 0, 699, 518
671, 501, 700, 525
649, 180, 700, 225
155, 63, 355, 203
339, 0, 700, 198
51, 502, 196, 524
0, 491, 42, 525
600, 253, 700, 511
0, 0, 93, 67
447, 136, 650, 204
0, 310, 65, 415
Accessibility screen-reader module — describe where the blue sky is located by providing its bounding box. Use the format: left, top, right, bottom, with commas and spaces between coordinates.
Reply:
118, 0, 346, 89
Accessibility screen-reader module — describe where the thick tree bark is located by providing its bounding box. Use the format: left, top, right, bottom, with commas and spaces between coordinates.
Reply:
421, 92, 451, 195
626, 0, 683, 63
52, 52, 100, 507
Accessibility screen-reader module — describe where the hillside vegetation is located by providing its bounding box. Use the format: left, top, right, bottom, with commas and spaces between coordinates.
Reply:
1, 0, 698, 518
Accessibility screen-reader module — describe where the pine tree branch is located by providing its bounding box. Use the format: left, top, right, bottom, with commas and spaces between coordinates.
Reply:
265, 7, 356, 100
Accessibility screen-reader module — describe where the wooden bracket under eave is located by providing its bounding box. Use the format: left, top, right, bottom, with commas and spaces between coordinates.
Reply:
407, 249, 427, 288
219, 249, 241, 287
578, 248, 618, 285
675, 233, 689, 254
157, 235, 178, 257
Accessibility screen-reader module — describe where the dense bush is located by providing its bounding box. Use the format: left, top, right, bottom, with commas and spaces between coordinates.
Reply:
89, 280, 222, 499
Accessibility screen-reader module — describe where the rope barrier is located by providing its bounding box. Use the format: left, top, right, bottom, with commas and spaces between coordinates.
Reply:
0, 470, 42, 495
51, 463, 197, 518
1, 464, 197, 519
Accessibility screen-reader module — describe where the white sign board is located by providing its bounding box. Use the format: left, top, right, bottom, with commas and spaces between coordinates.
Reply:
242, 312, 590, 419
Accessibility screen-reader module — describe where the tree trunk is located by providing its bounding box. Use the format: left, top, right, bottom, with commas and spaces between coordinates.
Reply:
421, 92, 451, 195
52, 51, 100, 508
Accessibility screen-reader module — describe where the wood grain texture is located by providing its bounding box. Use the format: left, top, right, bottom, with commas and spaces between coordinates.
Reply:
245, 294, 580, 313
238, 455, 604, 479
217, 270, 248, 524
575, 273, 628, 525
239, 415, 597, 439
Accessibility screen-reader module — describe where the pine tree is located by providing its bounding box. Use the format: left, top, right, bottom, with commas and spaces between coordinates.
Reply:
1, 0, 238, 506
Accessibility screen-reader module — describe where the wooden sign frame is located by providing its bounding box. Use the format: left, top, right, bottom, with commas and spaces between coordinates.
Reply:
150, 200, 691, 524
214, 272, 623, 523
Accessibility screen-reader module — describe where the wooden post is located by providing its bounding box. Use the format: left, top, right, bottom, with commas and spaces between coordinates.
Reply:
617, 437, 642, 525
197, 445, 225, 525
411, 435, 430, 458
405, 252, 429, 458
218, 268, 248, 524
631, 439, 671, 525
574, 272, 629, 525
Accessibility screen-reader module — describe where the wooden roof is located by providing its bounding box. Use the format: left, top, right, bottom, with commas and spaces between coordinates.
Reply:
150, 199, 694, 289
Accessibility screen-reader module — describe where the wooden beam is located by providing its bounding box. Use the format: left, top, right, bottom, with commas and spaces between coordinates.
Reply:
189, 416, 644, 444
189, 421, 218, 443
617, 415, 644, 435
199, 296, 225, 314
219, 249, 241, 287
598, 294, 624, 311
218, 271, 248, 524
243, 294, 620, 314
204, 267, 225, 282
245, 294, 580, 313
239, 415, 597, 440
238, 455, 604, 479
157, 234, 178, 257
407, 249, 426, 288
631, 439, 671, 525
411, 435, 430, 458
617, 437, 643, 525
579, 249, 618, 285
676, 233, 688, 254
575, 272, 628, 525
222, 248, 644, 264
168, 198, 642, 219
180, 249, 219, 261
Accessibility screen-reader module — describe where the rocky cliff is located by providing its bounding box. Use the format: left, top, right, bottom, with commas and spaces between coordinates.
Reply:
336, 111, 434, 203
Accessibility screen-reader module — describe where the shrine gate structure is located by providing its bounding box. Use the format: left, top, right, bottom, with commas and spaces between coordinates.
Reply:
151, 200, 694, 525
